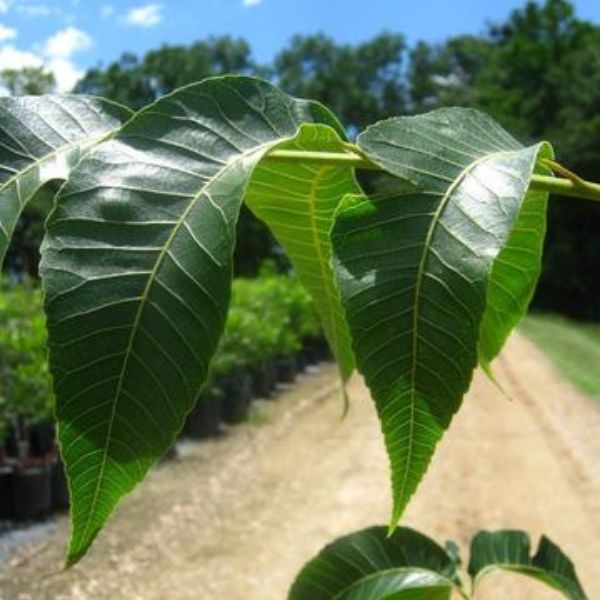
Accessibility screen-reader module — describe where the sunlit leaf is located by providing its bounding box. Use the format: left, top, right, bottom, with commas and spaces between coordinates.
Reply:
40, 76, 342, 565
478, 155, 553, 367
245, 124, 357, 385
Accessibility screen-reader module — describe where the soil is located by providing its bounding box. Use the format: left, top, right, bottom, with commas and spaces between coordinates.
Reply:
0, 333, 598, 600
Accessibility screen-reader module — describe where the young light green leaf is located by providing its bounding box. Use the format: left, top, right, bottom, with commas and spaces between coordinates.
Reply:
0, 96, 131, 265
332, 108, 550, 529
478, 154, 553, 367
40, 76, 342, 566
245, 124, 357, 385
468, 530, 586, 600
288, 526, 459, 600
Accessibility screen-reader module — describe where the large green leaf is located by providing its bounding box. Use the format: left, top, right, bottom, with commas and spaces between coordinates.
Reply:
478, 155, 553, 367
288, 526, 459, 600
40, 76, 342, 565
331, 108, 551, 527
245, 124, 357, 384
468, 530, 586, 600
0, 95, 131, 265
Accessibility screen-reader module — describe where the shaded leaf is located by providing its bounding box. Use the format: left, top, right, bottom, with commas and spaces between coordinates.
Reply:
331, 108, 551, 527
468, 530, 586, 600
0, 95, 130, 265
40, 76, 341, 565
288, 526, 458, 600
245, 123, 357, 384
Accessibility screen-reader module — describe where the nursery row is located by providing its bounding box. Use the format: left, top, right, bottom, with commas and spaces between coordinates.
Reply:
0, 269, 330, 522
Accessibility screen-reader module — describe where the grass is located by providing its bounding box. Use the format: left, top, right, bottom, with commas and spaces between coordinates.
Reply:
520, 313, 600, 402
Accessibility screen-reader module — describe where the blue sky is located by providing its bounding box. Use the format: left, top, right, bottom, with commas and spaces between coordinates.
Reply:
0, 0, 597, 91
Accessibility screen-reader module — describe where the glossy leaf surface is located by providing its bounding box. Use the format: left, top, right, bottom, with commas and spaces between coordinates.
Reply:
0, 95, 130, 265
41, 77, 340, 565
332, 108, 551, 527
478, 156, 553, 367
288, 526, 458, 600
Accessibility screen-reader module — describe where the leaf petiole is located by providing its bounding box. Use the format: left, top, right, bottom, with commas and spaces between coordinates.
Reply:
266, 148, 600, 202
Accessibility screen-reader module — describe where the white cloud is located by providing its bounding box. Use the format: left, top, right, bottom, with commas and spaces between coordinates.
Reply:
34, 27, 91, 92
100, 4, 114, 19
42, 26, 91, 59
124, 3, 162, 27
46, 57, 82, 92
242, 0, 262, 5
0, 23, 16, 41
0, 1, 8, 15
0, 45, 42, 72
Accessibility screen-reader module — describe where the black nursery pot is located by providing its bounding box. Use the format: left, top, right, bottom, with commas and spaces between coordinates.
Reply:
295, 350, 307, 373
218, 371, 252, 425
29, 421, 56, 457
251, 362, 273, 398
305, 336, 332, 362
276, 356, 297, 384
12, 463, 52, 521
184, 391, 222, 439
51, 459, 70, 511
0, 464, 14, 519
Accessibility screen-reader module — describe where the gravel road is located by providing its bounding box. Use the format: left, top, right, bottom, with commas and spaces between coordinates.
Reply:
1, 333, 598, 600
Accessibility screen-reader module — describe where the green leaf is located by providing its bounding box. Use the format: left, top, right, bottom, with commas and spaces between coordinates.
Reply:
0, 95, 131, 265
468, 530, 586, 600
478, 153, 553, 367
40, 76, 341, 565
288, 526, 459, 600
245, 124, 357, 384
331, 108, 551, 528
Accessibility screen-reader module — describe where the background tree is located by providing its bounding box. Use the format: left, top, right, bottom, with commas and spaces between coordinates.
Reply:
274, 33, 407, 132
5, 1, 599, 315
0, 67, 55, 96
76, 36, 260, 109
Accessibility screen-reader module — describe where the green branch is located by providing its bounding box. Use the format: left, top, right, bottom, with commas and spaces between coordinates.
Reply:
266, 149, 600, 202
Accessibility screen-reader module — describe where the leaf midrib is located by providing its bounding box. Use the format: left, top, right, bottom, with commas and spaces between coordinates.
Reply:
76, 140, 277, 549
305, 165, 340, 355
396, 150, 515, 517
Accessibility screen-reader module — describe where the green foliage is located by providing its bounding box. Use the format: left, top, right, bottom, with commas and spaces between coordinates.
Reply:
0, 67, 55, 96
40, 77, 340, 565
290, 526, 586, 599
245, 124, 356, 382
468, 530, 586, 600
214, 270, 320, 374
0, 95, 131, 268
274, 33, 407, 132
0, 281, 52, 438
332, 109, 551, 527
0, 72, 594, 579
520, 313, 600, 400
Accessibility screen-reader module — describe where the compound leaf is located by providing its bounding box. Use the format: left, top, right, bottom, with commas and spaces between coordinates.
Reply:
41, 76, 341, 565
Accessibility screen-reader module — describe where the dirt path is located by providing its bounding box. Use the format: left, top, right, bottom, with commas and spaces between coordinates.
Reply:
1, 333, 599, 600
